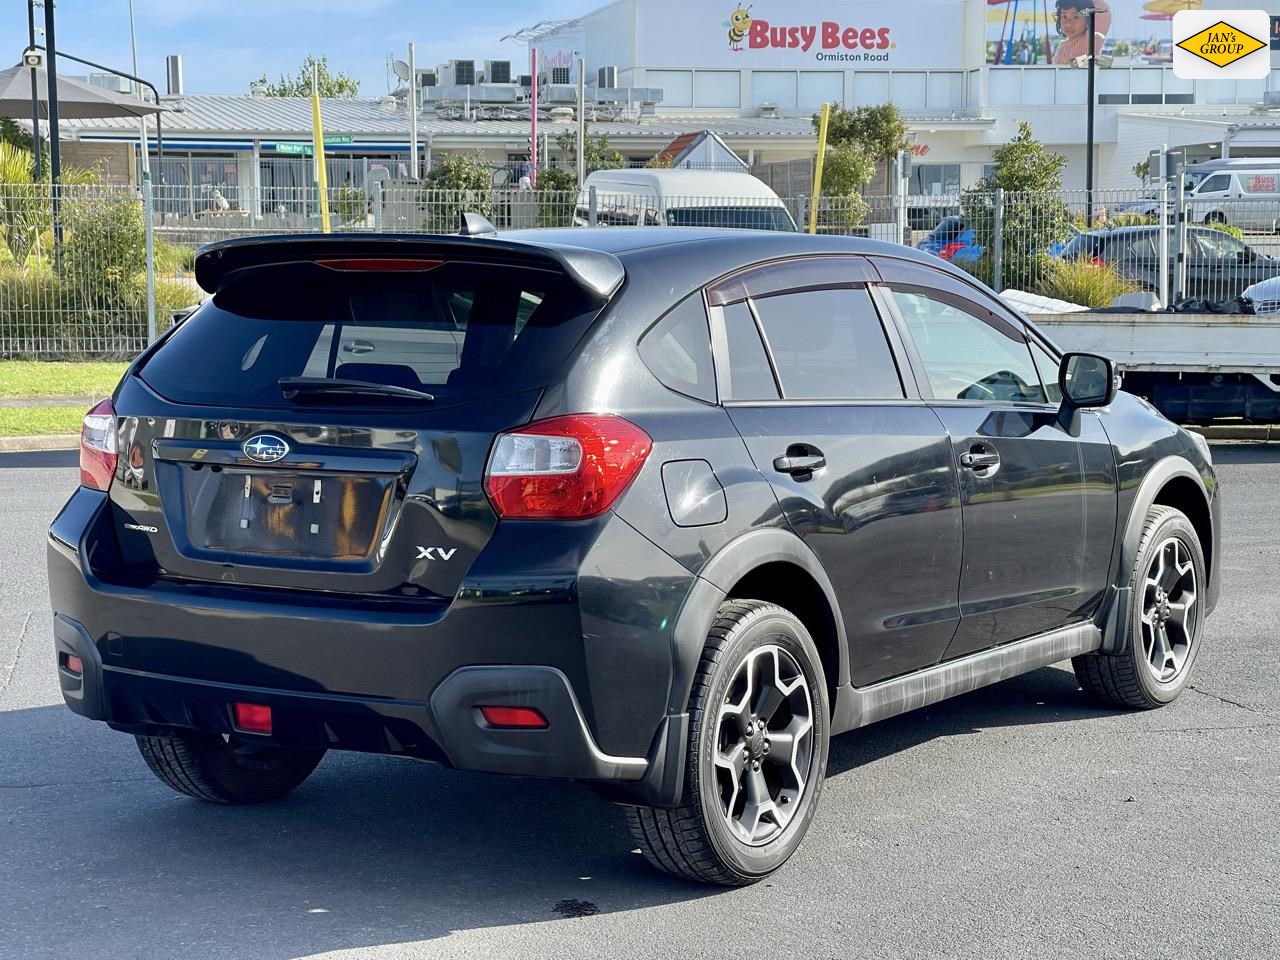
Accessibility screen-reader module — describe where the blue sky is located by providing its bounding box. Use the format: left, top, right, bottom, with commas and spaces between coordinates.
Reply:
2, 0, 588, 96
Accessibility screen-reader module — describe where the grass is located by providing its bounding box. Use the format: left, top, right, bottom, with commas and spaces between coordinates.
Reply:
0, 406, 86, 436
0, 360, 127, 399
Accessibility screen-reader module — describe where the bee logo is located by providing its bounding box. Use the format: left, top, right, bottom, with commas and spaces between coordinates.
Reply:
724, 5, 753, 52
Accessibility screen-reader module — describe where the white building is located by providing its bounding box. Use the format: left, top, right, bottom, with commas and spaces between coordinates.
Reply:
59, 0, 1280, 196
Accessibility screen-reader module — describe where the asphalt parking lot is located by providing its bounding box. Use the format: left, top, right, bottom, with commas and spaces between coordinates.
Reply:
1, 447, 1276, 960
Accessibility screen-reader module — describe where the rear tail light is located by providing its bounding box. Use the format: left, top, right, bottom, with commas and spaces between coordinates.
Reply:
79, 398, 118, 491
478, 705, 548, 729
1090, 256, 1106, 269
941, 241, 963, 261
484, 414, 652, 520
62, 653, 84, 676
232, 702, 273, 736
314, 258, 442, 272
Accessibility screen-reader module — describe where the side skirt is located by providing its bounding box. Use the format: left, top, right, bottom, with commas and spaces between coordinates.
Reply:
831, 621, 1102, 735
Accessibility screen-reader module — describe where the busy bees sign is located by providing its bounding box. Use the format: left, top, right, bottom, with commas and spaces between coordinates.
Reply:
1172, 10, 1269, 79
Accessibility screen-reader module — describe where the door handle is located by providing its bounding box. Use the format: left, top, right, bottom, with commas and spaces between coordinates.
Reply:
343, 339, 375, 355
959, 447, 1000, 471
773, 446, 826, 476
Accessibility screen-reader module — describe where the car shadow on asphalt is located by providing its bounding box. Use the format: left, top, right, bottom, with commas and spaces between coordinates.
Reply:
3, 664, 1115, 958
825, 664, 1118, 777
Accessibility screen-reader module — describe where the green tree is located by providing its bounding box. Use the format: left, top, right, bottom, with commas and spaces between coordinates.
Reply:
535, 166, 577, 226
0, 142, 97, 264
422, 151, 493, 230
0, 118, 33, 152
820, 104, 911, 170
1133, 158, 1150, 186
809, 103, 910, 226
556, 124, 624, 175
253, 55, 359, 97
960, 122, 1070, 292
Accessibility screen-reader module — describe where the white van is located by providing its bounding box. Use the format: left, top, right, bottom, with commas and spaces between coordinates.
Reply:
1184, 158, 1280, 230
574, 169, 797, 231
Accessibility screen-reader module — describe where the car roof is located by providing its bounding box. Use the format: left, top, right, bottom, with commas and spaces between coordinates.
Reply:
581, 169, 780, 196
501, 226, 955, 268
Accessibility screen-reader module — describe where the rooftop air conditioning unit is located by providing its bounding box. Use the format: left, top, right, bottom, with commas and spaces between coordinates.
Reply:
485, 60, 512, 84
519, 74, 532, 87
420, 70, 437, 87
1264, 90, 1280, 108
759, 102, 778, 118
451, 59, 476, 86
550, 66, 571, 85
598, 65, 618, 89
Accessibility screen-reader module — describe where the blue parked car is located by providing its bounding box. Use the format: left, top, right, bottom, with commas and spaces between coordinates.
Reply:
918, 216, 983, 264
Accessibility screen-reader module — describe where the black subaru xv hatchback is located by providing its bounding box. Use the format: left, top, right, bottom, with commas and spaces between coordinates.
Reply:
48, 224, 1220, 886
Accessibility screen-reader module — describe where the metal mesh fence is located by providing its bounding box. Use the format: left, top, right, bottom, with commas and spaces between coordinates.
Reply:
7, 181, 1280, 358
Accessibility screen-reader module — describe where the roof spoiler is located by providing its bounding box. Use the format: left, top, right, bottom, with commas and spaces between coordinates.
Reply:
194, 232, 625, 302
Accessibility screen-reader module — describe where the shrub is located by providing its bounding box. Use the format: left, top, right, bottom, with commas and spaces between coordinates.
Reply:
330, 185, 366, 225
1206, 220, 1245, 240
1037, 257, 1139, 308
536, 167, 578, 227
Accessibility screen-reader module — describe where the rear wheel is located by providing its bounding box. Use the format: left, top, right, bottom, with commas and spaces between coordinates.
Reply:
136, 732, 325, 804
1204, 211, 1227, 225
1073, 505, 1206, 709
626, 600, 829, 886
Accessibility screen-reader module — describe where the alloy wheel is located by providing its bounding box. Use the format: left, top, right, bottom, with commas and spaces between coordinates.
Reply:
1140, 536, 1198, 683
712, 644, 815, 846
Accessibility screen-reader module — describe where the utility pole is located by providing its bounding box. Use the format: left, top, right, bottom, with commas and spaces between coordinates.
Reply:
576, 56, 585, 185
44, 0, 61, 234
407, 43, 418, 179
128, 0, 150, 182
1085, 6, 1097, 228
27, 0, 41, 178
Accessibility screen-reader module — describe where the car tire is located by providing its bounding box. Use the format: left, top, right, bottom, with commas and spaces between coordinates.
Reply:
136, 732, 325, 804
625, 600, 829, 886
1073, 505, 1206, 709
1204, 212, 1226, 225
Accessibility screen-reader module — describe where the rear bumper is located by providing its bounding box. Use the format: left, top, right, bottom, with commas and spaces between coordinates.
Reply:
48, 488, 697, 804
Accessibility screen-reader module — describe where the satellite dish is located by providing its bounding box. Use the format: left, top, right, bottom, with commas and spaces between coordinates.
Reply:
391, 59, 411, 81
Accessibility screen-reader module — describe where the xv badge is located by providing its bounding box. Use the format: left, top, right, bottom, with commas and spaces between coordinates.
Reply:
416, 546, 458, 560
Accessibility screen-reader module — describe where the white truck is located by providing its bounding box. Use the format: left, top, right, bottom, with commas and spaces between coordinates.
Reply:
1030, 310, 1280, 423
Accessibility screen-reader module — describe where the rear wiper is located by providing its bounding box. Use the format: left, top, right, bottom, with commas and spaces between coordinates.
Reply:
279, 377, 435, 402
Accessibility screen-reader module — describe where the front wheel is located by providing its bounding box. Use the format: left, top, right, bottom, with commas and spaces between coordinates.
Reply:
626, 600, 829, 886
1073, 505, 1206, 709
136, 732, 325, 804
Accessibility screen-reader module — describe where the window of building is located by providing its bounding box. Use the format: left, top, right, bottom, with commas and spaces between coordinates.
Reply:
891, 73, 926, 109
890, 288, 1045, 403
751, 288, 903, 400
926, 72, 963, 109
909, 163, 961, 196
649, 70, 693, 108
751, 71, 797, 108
694, 71, 740, 108
798, 72, 843, 108
852, 72, 890, 106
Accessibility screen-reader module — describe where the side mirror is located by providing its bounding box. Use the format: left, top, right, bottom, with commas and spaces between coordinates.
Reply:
1059, 352, 1117, 409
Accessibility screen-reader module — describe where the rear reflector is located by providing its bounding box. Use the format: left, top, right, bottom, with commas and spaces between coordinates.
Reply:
484, 414, 652, 520
63, 654, 83, 676
232, 702, 273, 735
478, 705, 549, 729
314, 258, 442, 272
79, 398, 118, 492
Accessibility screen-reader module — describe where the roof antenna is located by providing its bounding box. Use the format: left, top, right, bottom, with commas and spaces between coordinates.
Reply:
458, 211, 499, 236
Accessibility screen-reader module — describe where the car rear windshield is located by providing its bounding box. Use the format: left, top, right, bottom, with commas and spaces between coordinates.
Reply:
664, 206, 795, 231
138, 259, 600, 408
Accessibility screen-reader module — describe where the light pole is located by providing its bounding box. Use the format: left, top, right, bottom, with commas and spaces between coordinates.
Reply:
127, 0, 150, 182
26, 0, 41, 178
1085, 6, 1097, 228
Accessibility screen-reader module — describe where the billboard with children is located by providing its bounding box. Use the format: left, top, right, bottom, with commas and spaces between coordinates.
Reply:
987, 0, 1185, 66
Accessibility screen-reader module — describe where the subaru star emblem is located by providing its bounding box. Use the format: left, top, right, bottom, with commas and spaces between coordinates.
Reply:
242, 434, 290, 463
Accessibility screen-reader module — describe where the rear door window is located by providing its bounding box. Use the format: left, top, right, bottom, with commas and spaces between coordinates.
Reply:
720, 301, 780, 401
139, 261, 598, 408
750, 288, 904, 400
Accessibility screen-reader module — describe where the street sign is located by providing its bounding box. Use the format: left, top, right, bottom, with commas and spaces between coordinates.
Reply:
324, 136, 353, 145
276, 142, 312, 156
